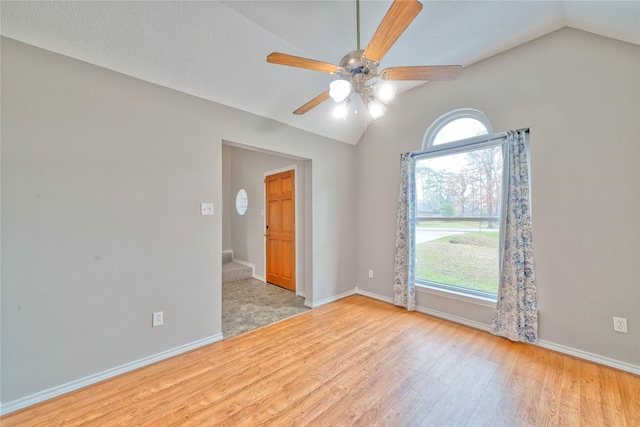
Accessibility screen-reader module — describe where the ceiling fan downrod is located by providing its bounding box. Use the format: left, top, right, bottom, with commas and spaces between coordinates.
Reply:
356, 0, 361, 51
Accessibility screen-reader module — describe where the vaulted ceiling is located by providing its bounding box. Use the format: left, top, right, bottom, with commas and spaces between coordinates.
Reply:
2, 1, 638, 145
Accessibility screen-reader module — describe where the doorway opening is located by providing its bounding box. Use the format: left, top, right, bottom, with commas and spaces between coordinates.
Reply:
221, 142, 311, 338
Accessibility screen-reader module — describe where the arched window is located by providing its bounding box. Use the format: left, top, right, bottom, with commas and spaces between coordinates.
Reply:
415, 109, 502, 300
423, 109, 493, 149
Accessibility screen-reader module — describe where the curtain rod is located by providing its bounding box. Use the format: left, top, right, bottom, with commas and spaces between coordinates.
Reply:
409, 128, 529, 158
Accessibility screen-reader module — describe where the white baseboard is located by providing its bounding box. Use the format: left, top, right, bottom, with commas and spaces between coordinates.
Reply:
354, 286, 393, 304
354, 287, 489, 331
537, 339, 640, 375
415, 305, 492, 333
353, 288, 640, 375
305, 289, 356, 308
0, 334, 223, 416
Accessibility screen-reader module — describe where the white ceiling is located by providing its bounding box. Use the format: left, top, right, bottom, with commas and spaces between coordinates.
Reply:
2, 1, 639, 145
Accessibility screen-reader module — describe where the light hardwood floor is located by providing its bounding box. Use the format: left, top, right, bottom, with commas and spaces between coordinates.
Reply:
3, 295, 639, 426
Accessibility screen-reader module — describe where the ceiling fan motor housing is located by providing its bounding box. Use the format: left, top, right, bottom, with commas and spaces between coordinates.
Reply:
338, 50, 379, 95
339, 50, 365, 72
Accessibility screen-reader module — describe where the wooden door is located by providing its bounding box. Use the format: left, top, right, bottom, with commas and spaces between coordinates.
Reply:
265, 170, 295, 291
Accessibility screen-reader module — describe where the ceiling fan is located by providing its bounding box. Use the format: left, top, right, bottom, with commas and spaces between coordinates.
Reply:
266, 0, 462, 119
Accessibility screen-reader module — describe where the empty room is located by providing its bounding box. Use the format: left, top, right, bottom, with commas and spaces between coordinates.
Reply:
1, 1, 639, 425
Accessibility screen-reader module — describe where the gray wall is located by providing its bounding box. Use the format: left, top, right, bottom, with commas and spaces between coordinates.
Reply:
223, 144, 309, 296
1, 37, 357, 404
356, 28, 640, 367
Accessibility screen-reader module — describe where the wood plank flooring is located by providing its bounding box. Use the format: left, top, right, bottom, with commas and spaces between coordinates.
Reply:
3, 295, 639, 426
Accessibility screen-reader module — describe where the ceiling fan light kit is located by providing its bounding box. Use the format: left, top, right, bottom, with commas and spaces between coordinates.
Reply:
267, 0, 462, 120
374, 81, 396, 104
332, 102, 350, 120
329, 79, 353, 103
367, 99, 387, 121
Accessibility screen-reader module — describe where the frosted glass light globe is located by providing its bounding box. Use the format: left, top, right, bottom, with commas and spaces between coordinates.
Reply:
329, 80, 352, 103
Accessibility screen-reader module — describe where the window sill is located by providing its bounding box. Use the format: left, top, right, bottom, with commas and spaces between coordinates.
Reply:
416, 283, 497, 308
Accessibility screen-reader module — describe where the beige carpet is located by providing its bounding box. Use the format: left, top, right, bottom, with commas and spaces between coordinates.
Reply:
222, 278, 309, 338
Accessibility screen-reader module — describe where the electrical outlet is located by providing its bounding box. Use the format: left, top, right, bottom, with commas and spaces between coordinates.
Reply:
613, 317, 628, 333
152, 311, 163, 327
368, 269, 374, 278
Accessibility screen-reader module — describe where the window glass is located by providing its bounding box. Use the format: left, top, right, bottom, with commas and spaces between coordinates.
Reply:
433, 118, 488, 145
417, 109, 501, 298
423, 108, 493, 150
236, 189, 248, 215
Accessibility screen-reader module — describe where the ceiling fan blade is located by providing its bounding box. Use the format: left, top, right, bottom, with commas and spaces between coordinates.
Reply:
381, 65, 463, 81
267, 53, 340, 74
363, 0, 423, 62
293, 91, 330, 115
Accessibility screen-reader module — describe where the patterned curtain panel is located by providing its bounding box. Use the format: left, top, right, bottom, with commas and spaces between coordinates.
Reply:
492, 129, 538, 343
393, 153, 416, 311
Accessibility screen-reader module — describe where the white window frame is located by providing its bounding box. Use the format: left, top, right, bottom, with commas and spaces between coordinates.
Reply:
416, 109, 501, 305
423, 108, 494, 150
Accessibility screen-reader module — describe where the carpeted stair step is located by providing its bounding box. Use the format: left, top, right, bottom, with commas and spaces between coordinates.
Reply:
222, 260, 252, 283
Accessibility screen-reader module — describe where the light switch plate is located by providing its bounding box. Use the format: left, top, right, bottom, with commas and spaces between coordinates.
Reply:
201, 203, 214, 216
